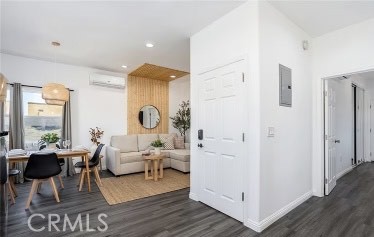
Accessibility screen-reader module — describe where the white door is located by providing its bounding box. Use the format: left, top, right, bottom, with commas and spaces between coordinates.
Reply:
197, 59, 245, 221
356, 87, 364, 164
370, 100, 374, 162
325, 80, 338, 195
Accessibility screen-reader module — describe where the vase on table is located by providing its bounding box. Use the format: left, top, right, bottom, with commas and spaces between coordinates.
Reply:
47, 142, 56, 149
154, 147, 161, 155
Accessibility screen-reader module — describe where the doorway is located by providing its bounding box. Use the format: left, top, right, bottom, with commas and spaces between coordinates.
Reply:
323, 73, 371, 195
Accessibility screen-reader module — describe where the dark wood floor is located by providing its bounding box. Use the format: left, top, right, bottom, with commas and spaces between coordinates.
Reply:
5, 163, 374, 237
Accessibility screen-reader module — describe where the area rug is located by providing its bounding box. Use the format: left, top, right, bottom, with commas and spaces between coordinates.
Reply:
98, 169, 190, 205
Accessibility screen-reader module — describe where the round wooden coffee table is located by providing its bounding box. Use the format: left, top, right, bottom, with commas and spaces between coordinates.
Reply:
143, 154, 165, 181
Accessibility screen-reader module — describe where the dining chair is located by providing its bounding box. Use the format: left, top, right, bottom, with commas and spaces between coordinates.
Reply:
75, 144, 104, 191
39, 144, 65, 189
24, 153, 62, 209
7, 169, 21, 204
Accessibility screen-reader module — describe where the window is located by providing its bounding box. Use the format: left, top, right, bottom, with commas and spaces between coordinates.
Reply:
22, 88, 63, 145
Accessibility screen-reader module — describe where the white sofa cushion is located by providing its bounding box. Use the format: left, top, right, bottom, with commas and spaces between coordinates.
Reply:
169, 149, 190, 162
111, 135, 138, 153
138, 134, 158, 151
120, 152, 143, 164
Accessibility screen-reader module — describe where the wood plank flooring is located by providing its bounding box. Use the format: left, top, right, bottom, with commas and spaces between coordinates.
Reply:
5, 164, 374, 237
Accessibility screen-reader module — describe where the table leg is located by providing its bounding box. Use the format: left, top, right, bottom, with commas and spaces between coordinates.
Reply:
159, 159, 163, 179
85, 154, 91, 192
153, 160, 158, 181
144, 160, 148, 180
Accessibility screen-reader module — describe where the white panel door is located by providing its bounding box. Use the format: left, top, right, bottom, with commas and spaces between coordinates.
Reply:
325, 80, 338, 195
197, 60, 245, 221
356, 87, 364, 164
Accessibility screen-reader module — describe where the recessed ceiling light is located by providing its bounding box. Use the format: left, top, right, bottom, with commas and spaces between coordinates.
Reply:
170, 75, 176, 78
121, 65, 127, 68
146, 43, 154, 48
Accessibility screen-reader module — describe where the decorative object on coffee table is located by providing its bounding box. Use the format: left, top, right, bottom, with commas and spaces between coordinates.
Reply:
150, 139, 164, 155
143, 154, 165, 181
40, 133, 60, 149
170, 100, 190, 141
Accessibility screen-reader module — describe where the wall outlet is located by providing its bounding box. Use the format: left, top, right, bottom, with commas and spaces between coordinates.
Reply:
268, 127, 275, 137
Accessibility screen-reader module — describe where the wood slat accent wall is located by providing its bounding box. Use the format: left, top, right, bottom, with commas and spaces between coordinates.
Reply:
127, 75, 169, 134
129, 63, 189, 82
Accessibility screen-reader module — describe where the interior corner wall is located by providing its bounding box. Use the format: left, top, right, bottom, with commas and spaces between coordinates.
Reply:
127, 75, 169, 134
312, 18, 374, 197
169, 75, 190, 141
258, 1, 313, 222
0, 53, 127, 170
190, 0, 261, 225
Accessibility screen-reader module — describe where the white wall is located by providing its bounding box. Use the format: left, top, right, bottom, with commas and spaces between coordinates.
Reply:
0, 53, 127, 169
312, 18, 374, 197
258, 1, 313, 222
169, 75, 190, 141
191, 0, 261, 225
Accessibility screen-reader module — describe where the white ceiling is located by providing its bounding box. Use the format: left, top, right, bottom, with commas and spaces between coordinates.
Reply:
0, 1, 244, 73
269, 1, 374, 37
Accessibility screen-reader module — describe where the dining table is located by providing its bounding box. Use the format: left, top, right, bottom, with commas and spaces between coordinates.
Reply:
7, 149, 93, 192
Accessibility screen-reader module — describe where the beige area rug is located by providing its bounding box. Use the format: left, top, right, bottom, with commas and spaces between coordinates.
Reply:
98, 169, 190, 205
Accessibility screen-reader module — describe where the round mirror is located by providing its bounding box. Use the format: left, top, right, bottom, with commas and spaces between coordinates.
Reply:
138, 105, 160, 129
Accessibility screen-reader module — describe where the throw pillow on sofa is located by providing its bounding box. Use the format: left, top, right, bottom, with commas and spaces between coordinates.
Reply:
174, 136, 185, 149
159, 134, 175, 150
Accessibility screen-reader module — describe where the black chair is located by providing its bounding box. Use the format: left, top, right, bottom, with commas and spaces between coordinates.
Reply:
24, 153, 62, 209
75, 144, 104, 191
39, 144, 65, 188
7, 169, 21, 204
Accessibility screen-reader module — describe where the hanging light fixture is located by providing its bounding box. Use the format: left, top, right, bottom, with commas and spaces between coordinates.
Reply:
42, 41, 69, 106
0, 73, 8, 102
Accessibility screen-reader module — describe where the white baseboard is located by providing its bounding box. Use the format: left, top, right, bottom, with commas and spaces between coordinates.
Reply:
246, 190, 312, 233
336, 166, 353, 180
189, 192, 199, 201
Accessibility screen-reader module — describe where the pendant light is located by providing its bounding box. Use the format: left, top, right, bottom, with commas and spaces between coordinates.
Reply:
42, 41, 69, 106
0, 73, 7, 102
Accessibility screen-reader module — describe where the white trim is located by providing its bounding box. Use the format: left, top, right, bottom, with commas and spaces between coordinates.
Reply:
189, 192, 199, 201
246, 191, 313, 233
336, 166, 354, 180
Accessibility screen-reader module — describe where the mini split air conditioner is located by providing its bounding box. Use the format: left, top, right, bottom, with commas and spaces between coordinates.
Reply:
89, 73, 126, 89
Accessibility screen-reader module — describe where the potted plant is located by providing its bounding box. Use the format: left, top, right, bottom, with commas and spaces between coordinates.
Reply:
89, 127, 104, 154
151, 139, 164, 155
170, 100, 190, 141
40, 133, 60, 149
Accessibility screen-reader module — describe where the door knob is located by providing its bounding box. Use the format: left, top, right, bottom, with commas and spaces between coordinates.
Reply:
197, 143, 204, 148
334, 139, 340, 143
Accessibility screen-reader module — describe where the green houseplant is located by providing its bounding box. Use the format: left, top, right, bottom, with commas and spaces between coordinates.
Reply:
170, 100, 190, 139
151, 139, 164, 155
40, 133, 60, 149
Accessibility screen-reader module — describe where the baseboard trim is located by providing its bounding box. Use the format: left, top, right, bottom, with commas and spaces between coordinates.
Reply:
189, 192, 199, 201
336, 166, 354, 180
246, 190, 313, 233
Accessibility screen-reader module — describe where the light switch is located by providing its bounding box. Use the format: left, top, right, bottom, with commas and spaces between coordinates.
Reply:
268, 127, 275, 137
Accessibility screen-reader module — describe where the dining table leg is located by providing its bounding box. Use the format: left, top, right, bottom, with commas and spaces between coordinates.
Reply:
84, 154, 91, 192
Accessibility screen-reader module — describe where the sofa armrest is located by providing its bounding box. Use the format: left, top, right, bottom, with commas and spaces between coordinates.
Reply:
184, 143, 190, 149
106, 146, 121, 175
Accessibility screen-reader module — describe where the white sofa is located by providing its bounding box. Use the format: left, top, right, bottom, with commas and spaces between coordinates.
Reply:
106, 133, 190, 176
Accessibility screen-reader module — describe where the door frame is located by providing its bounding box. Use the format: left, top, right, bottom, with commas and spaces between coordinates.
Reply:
190, 55, 250, 224
318, 69, 373, 197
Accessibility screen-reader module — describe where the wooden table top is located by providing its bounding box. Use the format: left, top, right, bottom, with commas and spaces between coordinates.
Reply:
7, 150, 90, 162
143, 154, 166, 160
